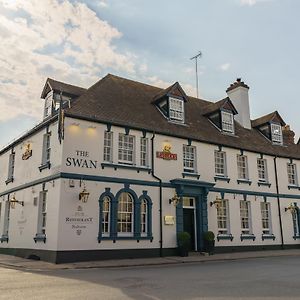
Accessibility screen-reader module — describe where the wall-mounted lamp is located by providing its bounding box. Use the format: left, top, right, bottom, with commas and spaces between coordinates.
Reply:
169, 193, 181, 206
285, 203, 297, 214
210, 197, 222, 209
79, 184, 90, 203
9, 194, 24, 209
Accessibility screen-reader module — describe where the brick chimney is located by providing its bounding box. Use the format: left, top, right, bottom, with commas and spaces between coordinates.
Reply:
226, 78, 251, 129
282, 125, 295, 145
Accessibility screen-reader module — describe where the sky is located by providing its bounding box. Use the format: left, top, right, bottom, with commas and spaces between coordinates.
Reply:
0, 0, 300, 148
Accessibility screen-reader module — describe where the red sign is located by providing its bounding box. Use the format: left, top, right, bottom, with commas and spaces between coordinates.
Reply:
156, 151, 177, 160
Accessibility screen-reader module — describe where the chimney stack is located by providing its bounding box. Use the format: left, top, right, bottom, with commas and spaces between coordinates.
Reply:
226, 78, 251, 129
282, 125, 295, 145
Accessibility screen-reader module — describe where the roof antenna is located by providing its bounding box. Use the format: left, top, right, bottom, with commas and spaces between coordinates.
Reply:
190, 51, 202, 98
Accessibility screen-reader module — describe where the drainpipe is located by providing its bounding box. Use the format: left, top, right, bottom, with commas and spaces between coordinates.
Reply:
273, 156, 284, 249
151, 133, 163, 257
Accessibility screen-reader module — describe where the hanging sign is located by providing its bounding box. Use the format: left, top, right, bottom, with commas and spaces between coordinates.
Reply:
22, 144, 32, 160
156, 144, 177, 160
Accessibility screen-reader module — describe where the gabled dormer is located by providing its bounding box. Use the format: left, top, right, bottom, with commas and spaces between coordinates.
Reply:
153, 82, 188, 123
202, 97, 238, 134
251, 111, 286, 145
41, 78, 86, 119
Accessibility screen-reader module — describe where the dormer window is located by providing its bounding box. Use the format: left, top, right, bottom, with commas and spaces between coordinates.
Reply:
271, 123, 283, 145
221, 111, 234, 134
169, 97, 184, 122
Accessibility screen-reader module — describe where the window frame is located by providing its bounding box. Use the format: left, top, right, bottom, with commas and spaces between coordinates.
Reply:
118, 133, 135, 165
257, 158, 268, 182
217, 199, 230, 235
215, 150, 227, 177
240, 200, 252, 234
117, 192, 134, 236
221, 110, 234, 134
169, 97, 184, 122
183, 145, 197, 173
140, 137, 149, 167
140, 199, 148, 236
237, 154, 249, 180
260, 202, 272, 235
287, 163, 298, 186
102, 196, 111, 236
103, 131, 113, 163
6, 152, 15, 183
271, 123, 283, 145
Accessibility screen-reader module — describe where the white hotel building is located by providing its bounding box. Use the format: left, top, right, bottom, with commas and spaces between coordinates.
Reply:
0, 75, 299, 263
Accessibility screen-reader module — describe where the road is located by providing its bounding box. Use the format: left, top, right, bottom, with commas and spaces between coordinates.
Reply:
0, 256, 299, 299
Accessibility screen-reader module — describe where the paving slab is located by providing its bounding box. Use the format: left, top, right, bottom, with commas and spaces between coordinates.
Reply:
0, 249, 299, 271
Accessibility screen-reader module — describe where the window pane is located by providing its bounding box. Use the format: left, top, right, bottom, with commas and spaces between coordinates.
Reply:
117, 192, 133, 233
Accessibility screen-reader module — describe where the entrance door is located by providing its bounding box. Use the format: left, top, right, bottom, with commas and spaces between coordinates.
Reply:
183, 209, 195, 251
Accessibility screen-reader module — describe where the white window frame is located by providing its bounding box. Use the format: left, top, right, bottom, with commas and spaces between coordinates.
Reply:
41, 133, 51, 165
287, 163, 298, 186
257, 158, 268, 182
103, 131, 113, 162
118, 134, 135, 165
217, 199, 230, 234
102, 196, 111, 236
37, 191, 47, 235
292, 210, 300, 237
271, 123, 283, 145
215, 150, 227, 177
141, 199, 147, 236
140, 137, 149, 167
260, 202, 272, 235
7, 152, 15, 181
237, 155, 249, 180
44, 92, 53, 118
117, 192, 134, 236
221, 110, 234, 134
3, 199, 10, 237
169, 97, 184, 122
183, 145, 196, 173
240, 200, 252, 234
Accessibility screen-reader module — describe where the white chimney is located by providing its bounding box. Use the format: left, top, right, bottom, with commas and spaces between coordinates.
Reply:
226, 78, 251, 129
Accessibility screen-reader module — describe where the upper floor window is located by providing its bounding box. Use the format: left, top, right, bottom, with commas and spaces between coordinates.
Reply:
140, 137, 149, 167
257, 158, 268, 182
221, 111, 234, 134
287, 163, 298, 186
237, 155, 248, 180
240, 200, 252, 234
183, 145, 196, 173
271, 123, 283, 144
103, 131, 113, 162
260, 202, 272, 235
215, 150, 227, 177
6, 152, 15, 184
118, 134, 135, 165
217, 199, 230, 234
169, 97, 184, 122
40, 133, 51, 170
44, 92, 53, 118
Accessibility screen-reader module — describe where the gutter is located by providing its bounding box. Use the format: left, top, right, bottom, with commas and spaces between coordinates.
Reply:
273, 156, 284, 249
151, 133, 163, 257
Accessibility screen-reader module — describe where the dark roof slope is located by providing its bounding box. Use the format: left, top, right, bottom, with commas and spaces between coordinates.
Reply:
252, 111, 286, 128
65, 74, 300, 159
41, 78, 87, 99
202, 97, 238, 116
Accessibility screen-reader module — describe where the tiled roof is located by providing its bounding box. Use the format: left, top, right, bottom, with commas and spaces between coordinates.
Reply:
41, 78, 87, 99
251, 111, 286, 128
65, 74, 300, 159
201, 97, 238, 116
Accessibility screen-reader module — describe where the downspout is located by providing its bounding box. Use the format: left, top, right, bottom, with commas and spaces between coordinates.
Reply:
273, 156, 284, 249
151, 133, 163, 257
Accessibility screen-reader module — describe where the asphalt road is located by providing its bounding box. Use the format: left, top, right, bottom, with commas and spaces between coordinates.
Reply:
0, 256, 299, 300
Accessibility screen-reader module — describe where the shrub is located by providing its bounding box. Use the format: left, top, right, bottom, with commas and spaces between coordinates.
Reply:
203, 231, 215, 242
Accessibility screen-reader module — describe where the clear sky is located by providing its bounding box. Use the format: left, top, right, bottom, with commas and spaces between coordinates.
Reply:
0, 0, 299, 148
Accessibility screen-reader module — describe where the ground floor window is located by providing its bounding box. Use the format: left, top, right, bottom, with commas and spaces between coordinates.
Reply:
261, 202, 272, 234
98, 188, 152, 241
240, 200, 251, 234
292, 207, 300, 238
217, 200, 230, 234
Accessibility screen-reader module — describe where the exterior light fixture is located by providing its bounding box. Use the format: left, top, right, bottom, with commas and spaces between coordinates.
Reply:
169, 193, 181, 206
10, 194, 24, 209
210, 197, 222, 209
285, 203, 297, 214
79, 184, 90, 203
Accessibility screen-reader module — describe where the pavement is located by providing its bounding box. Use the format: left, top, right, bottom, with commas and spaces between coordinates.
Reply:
0, 249, 299, 271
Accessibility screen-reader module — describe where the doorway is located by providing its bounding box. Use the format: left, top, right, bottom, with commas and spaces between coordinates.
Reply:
183, 197, 196, 251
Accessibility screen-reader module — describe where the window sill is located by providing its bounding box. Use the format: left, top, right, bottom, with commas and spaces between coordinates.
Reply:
39, 162, 51, 172
101, 162, 151, 173
214, 176, 230, 183
5, 177, 14, 185
257, 181, 271, 188
262, 234, 275, 241
34, 233, 46, 243
182, 172, 200, 179
237, 179, 252, 186
240, 234, 256, 241
0, 235, 8, 243
217, 234, 233, 241
293, 235, 300, 240
98, 235, 153, 243
288, 185, 300, 190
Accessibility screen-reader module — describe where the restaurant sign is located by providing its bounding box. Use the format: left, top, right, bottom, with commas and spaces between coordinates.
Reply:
156, 144, 177, 160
